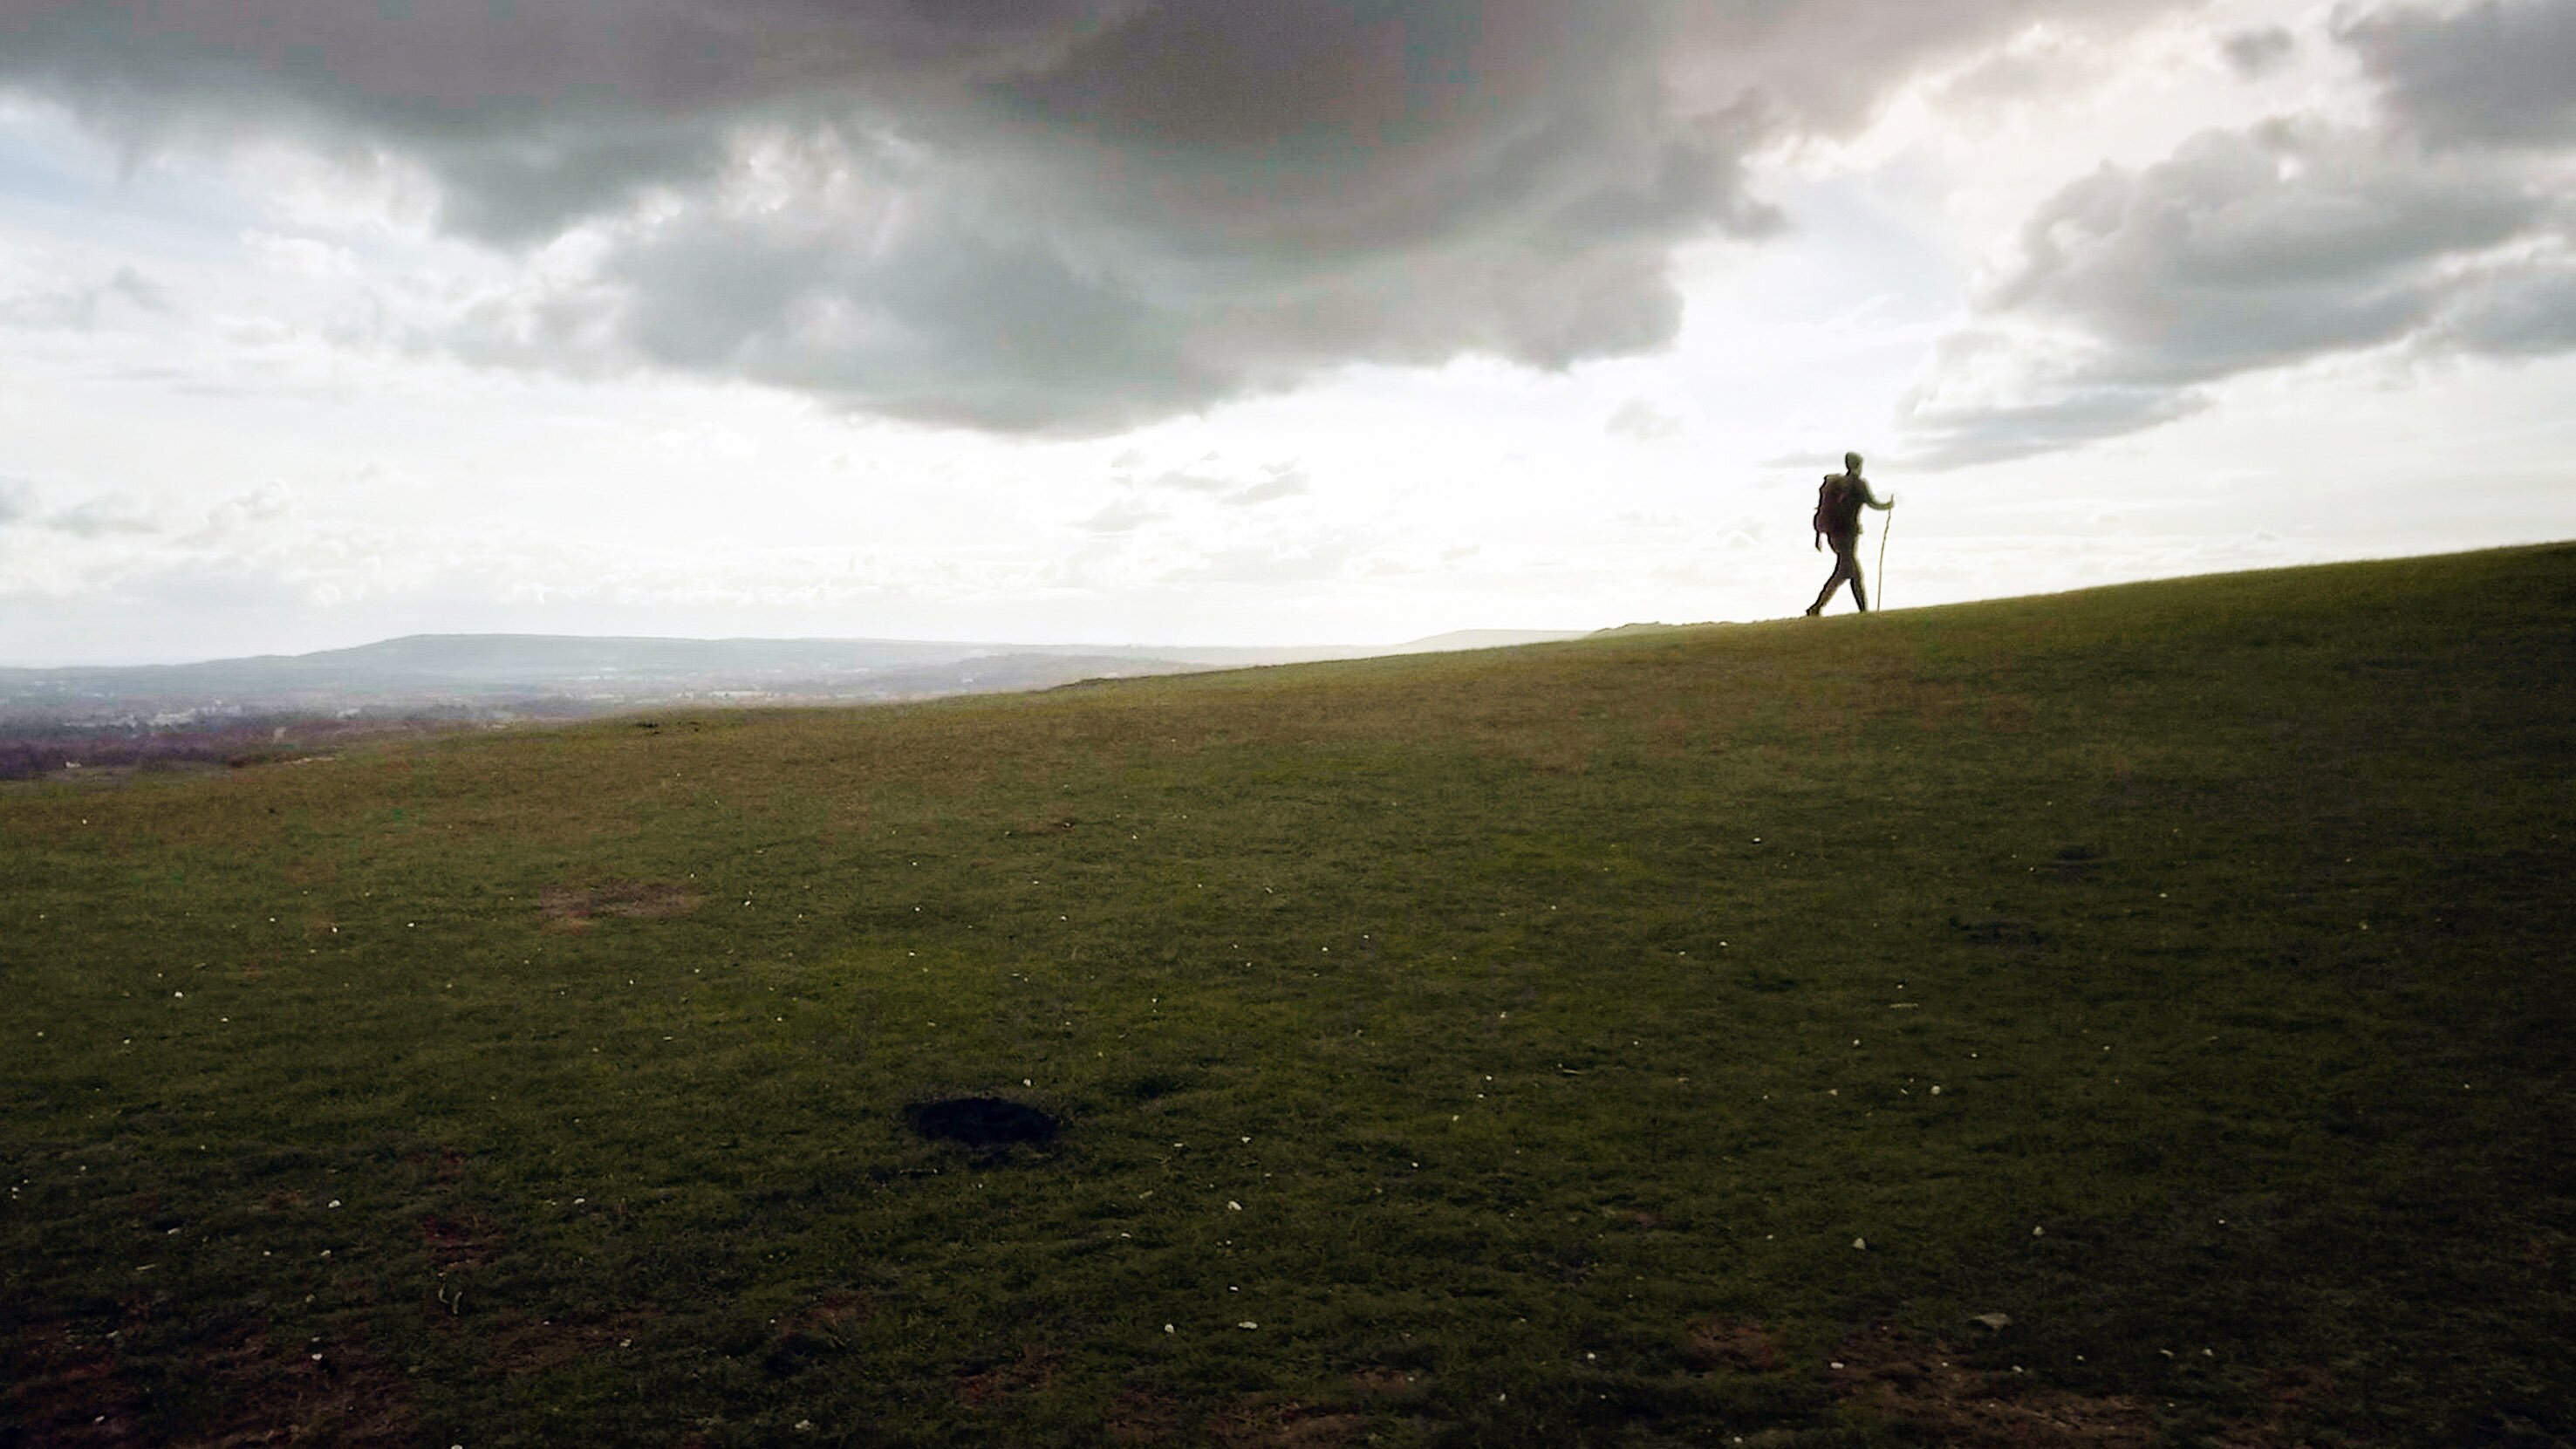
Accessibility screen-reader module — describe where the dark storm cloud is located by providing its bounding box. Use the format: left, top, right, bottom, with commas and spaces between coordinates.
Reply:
1909, 1, 2576, 468
2428, 261, 2576, 354
0, 0, 2201, 434
2338, 0, 2576, 147
452, 2, 1787, 432
0, 1, 1138, 239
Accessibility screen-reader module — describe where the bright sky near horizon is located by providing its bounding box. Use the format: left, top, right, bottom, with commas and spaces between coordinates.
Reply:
2, 0, 2573, 666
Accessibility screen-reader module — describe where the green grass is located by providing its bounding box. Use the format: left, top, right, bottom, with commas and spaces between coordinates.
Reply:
5, 545, 2573, 1447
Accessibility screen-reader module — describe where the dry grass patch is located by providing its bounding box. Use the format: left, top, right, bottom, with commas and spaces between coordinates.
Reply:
536, 880, 701, 928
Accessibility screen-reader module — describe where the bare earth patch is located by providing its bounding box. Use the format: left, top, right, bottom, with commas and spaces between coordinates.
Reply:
187, 1323, 417, 1447
536, 881, 702, 928
1348, 1366, 1433, 1400
485, 1308, 661, 1379
418, 1210, 502, 1273
1685, 1316, 1787, 1375
1204, 1393, 1369, 1449
5, 1318, 417, 1449
957, 1343, 1061, 1408
4, 1323, 146, 1447
1829, 1323, 2156, 1448
763, 1290, 875, 1377
1102, 1384, 1184, 1445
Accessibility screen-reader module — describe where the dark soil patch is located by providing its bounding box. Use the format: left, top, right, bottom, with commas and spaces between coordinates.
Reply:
7, 1318, 418, 1449
187, 1322, 417, 1447
1829, 1323, 2156, 1447
536, 881, 701, 928
2046, 844, 2108, 881
419, 1210, 502, 1272
957, 1343, 1060, 1408
1205, 1394, 1368, 1449
1348, 1367, 1430, 1395
1103, 1385, 1184, 1445
905, 1097, 1062, 1151
486, 1308, 660, 1379
1954, 916, 2045, 947
764, 1291, 872, 1377
4, 1323, 147, 1446
1686, 1316, 1786, 1374
778, 1289, 873, 1337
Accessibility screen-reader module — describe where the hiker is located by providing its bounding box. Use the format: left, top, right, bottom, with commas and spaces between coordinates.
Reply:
1807, 452, 1894, 616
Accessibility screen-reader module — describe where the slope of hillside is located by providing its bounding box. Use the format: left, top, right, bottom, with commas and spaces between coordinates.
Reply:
3, 546, 2571, 1447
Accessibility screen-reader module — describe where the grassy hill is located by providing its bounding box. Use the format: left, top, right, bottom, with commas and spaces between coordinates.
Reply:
4, 545, 2572, 1448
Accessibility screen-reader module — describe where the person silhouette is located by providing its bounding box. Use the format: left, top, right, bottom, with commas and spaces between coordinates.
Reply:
1807, 452, 1894, 616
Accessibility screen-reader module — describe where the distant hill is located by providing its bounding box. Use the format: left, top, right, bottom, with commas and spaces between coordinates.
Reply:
0, 628, 1587, 726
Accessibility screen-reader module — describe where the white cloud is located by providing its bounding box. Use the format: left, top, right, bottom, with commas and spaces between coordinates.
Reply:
2222, 27, 2299, 79
1901, 0, 2576, 467
1607, 399, 1685, 441
45, 492, 159, 537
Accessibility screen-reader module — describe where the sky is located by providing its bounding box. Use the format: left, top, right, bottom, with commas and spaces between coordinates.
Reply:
1, 0, 2572, 666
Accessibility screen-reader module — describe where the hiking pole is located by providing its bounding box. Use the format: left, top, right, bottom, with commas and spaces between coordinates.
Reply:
1876, 506, 1893, 612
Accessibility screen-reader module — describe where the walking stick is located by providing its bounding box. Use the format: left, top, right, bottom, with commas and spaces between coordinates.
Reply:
1876, 507, 1893, 612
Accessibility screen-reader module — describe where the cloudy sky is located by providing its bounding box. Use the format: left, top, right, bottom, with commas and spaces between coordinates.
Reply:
2, 0, 2571, 664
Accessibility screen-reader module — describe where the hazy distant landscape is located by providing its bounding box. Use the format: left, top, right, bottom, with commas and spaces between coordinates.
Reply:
0, 629, 1584, 779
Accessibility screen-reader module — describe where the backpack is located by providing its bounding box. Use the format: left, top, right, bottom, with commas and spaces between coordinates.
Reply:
1813, 475, 1864, 538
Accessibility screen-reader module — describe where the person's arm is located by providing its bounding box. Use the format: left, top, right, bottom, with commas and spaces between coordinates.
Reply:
1861, 481, 1895, 511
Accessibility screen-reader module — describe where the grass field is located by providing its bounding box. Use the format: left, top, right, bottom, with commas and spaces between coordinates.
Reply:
5, 545, 2573, 1448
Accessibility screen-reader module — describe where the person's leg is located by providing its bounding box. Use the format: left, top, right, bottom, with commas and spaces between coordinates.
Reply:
1844, 540, 1869, 612
1807, 551, 1848, 615
1817, 538, 1865, 612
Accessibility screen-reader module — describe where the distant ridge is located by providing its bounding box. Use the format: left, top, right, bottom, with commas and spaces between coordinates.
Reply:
0, 628, 1587, 724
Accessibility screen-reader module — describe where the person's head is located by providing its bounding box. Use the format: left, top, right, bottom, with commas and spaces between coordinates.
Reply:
1844, 451, 1864, 475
